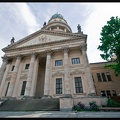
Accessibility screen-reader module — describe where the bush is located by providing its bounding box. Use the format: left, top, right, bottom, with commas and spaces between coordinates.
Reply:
72, 101, 99, 112
89, 101, 99, 111
107, 98, 120, 107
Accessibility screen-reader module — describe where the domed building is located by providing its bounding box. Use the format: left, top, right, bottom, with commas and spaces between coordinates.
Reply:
0, 13, 110, 111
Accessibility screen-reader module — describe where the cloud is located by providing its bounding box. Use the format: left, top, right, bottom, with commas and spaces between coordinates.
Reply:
13, 3, 40, 34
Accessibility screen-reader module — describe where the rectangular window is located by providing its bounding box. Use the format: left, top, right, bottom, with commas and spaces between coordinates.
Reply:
96, 73, 102, 82
25, 64, 30, 69
75, 77, 83, 93
5, 82, 10, 96
56, 78, 62, 94
92, 75, 94, 82
72, 58, 80, 64
101, 91, 106, 96
55, 60, 63, 66
106, 72, 112, 81
106, 90, 111, 97
11, 65, 15, 71
112, 90, 117, 96
102, 73, 107, 81
21, 81, 27, 95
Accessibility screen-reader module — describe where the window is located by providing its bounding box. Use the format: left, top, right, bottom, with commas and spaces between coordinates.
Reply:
11, 65, 15, 71
21, 81, 27, 95
5, 82, 10, 96
106, 72, 112, 81
96, 73, 102, 82
25, 64, 30, 69
101, 73, 107, 81
55, 60, 63, 66
75, 77, 83, 93
106, 90, 111, 97
92, 75, 94, 82
101, 91, 106, 96
72, 58, 80, 64
56, 78, 62, 94
112, 90, 117, 96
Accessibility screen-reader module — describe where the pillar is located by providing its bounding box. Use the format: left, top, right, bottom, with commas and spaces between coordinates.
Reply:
81, 44, 96, 96
30, 56, 39, 97
7, 55, 22, 97
0, 55, 8, 85
43, 50, 52, 96
24, 52, 36, 96
0, 63, 10, 97
63, 47, 71, 97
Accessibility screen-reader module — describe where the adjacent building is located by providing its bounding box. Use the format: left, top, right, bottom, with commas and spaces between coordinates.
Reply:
90, 62, 120, 97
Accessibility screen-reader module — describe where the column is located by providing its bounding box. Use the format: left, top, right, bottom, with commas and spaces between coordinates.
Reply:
0, 63, 10, 97
0, 55, 8, 85
24, 52, 36, 96
7, 55, 22, 97
63, 47, 71, 96
12, 60, 24, 97
43, 50, 52, 96
30, 56, 39, 97
81, 44, 96, 95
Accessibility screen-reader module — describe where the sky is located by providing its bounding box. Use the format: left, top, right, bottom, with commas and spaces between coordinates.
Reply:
0, 2, 120, 66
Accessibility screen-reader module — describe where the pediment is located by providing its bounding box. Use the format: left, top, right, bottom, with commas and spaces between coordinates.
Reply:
3, 30, 83, 51
70, 69, 85, 75
52, 71, 64, 77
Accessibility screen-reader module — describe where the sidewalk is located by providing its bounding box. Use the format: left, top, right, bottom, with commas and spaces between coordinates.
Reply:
0, 111, 119, 118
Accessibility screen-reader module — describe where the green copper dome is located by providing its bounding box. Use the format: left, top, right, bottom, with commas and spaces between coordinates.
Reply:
50, 13, 64, 20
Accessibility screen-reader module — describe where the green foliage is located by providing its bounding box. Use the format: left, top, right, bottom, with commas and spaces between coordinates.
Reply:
97, 16, 120, 76
89, 101, 99, 111
72, 101, 99, 112
107, 98, 120, 107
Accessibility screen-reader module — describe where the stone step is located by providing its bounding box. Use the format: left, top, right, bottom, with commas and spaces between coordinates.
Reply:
0, 98, 60, 111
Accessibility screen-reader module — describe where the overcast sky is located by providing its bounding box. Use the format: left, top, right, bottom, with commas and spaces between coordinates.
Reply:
0, 2, 120, 66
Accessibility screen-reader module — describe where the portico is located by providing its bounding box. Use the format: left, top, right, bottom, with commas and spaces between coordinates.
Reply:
0, 13, 96, 99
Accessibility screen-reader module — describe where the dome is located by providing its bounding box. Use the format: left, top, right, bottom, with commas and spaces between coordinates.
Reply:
50, 13, 64, 20
42, 13, 72, 33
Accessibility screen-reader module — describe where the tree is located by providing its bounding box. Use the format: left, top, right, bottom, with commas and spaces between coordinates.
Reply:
97, 16, 120, 76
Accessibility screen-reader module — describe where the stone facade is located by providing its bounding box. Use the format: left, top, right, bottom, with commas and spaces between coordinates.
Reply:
0, 13, 113, 99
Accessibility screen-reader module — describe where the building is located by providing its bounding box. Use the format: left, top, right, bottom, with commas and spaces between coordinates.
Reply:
0, 13, 119, 101
90, 62, 120, 97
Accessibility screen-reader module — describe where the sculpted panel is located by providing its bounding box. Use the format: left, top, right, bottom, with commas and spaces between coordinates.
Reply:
16, 34, 72, 48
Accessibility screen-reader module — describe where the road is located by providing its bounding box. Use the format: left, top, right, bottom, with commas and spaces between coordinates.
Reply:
0, 111, 120, 118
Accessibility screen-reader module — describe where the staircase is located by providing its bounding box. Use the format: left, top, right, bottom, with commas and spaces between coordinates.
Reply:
0, 98, 59, 111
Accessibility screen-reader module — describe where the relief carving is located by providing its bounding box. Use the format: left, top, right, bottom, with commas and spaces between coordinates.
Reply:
39, 35, 47, 43
20, 74, 27, 79
52, 71, 64, 77
5, 75, 12, 81
70, 69, 85, 75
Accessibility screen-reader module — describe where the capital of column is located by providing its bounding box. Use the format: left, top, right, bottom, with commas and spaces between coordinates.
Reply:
45, 49, 52, 55
80, 44, 87, 52
62, 46, 69, 53
16, 54, 22, 60
1, 55, 9, 63
30, 52, 37, 58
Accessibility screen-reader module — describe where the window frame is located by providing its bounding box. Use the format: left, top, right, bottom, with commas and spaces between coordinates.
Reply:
55, 60, 63, 66
56, 78, 62, 94
101, 73, 107, 81
96, 73, 102, 82
71, 58, 80, 64
11, 65, 15, 71
106, 72, 112, 81
74, 77, 83, 93
25, 64, 30, 70
21, 81, 27, 96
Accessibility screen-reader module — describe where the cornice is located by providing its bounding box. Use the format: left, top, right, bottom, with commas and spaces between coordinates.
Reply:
3, 37, 85, 52
2, 29, 87, 51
